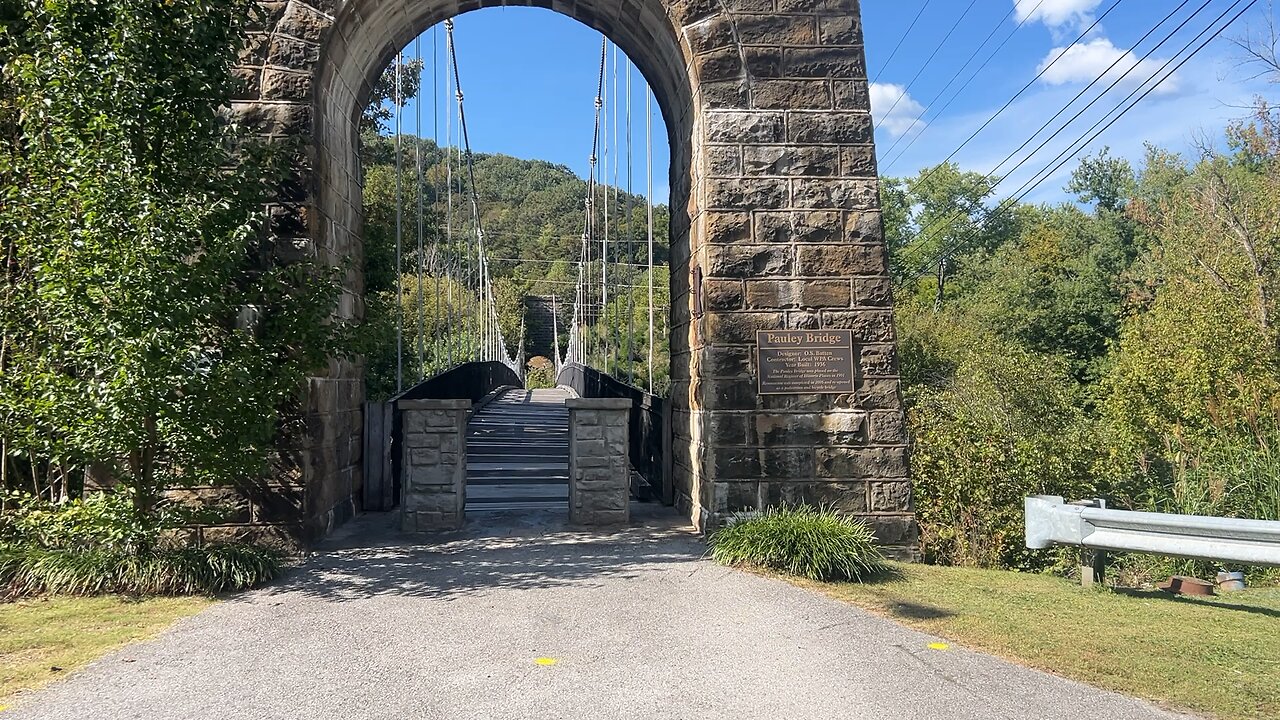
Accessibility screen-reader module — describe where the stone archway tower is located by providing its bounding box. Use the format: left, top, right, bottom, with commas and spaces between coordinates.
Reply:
236, 0, 914, 553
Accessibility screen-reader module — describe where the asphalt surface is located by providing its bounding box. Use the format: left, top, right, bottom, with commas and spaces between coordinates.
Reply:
6, 507, 1193, 720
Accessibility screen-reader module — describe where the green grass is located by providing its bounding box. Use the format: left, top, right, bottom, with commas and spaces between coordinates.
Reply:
710, 505, 888, 581
802, 563, 1280, 720
0, 595, 210, 704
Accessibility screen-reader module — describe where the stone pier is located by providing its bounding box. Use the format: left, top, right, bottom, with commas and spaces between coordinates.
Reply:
399, 398, 469, 532
566, 398, 632, 526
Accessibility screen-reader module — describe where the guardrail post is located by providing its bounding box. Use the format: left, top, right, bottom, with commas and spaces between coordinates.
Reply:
1081, 550, 1107, 588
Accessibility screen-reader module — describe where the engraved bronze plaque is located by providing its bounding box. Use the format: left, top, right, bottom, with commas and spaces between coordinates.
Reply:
756, 330, 856, 395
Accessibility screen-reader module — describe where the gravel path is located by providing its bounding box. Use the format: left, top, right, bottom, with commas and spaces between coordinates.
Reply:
5, 509, 1193, 720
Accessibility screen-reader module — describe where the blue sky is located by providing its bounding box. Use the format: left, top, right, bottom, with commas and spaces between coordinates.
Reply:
396, 1, 1274, 204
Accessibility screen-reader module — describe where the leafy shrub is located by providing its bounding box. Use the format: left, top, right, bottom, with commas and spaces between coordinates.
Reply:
524, 365, 556, 390
0, 490, 286, 597
900, 311, 1097, 570
709, 506, 888, 582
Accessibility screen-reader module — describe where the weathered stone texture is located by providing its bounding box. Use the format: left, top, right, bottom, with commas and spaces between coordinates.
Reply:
567, 398, 632, 525
237, 0, 912, 554
399, 399, 469, 532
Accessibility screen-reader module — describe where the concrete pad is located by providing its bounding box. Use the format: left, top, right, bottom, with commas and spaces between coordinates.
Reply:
5, 508, 1195, 720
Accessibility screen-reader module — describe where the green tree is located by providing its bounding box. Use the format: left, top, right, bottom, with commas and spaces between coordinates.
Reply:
0, 0, 341, 522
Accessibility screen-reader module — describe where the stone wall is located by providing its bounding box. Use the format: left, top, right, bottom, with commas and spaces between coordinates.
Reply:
399, 399, 469, 531
567, 398, 632, 525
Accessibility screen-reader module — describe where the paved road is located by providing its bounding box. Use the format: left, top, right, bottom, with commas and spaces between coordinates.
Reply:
6, 508, 1192, 720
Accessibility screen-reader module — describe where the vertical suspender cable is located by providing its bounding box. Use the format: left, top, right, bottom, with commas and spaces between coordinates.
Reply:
445, 34, 456, 366
415, 36, 426, 381
432, 24, 443, 372
624, 59, 635, 386
394, 53, 404, 393
645, 88, 654, 393
601, 42, 610, 372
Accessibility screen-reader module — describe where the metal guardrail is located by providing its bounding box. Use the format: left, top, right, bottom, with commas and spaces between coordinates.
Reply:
1025, 495, 1280, 569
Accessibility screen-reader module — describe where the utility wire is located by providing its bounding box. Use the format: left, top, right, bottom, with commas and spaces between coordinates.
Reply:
874, 0, 981, 131
905, 0, 1258, 284
898, 0, 1208, 267
880, 0, 1048, 168
904, 0, 1126, 192
872, 0, 934, 85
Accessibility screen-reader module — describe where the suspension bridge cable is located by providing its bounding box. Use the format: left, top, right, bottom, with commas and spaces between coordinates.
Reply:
904, 0, 1258, 284
874, 0, 980, 132
444, 36, 456, 365
871, 0, 934, 85
415, 35, 426, 381
646, 87, 654, 393
445, 19, 517, 371
625, 58, 636, 386
880, 0, 1047, 167
896, 0, 1210, 268
432, 25, 442, 373
394, 53, 404, 393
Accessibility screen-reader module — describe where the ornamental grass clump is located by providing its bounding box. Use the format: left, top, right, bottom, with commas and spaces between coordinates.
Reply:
0, 492, 286, 598
0, 542, 285, 598
709, 505, 889, 582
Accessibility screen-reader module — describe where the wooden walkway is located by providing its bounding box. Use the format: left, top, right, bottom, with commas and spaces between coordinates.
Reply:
465, 388, 572, 513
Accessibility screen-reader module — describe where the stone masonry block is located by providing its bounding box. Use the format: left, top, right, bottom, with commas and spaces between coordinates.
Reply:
756, 411, 865, 446
755, 211, 842, 243
792, 178, 878, 210
870, 481, 912, 512
743, 145, 838, 177
822, 309, 896, 342
752, 80, 832, 110
704, 212, 752, 244
817, 446, 908, 479
706, 244, 793, 277
787, 112, 872, 144
705, 112, 785, 143
782, 46, 866, 78
797, 244, 886, 276
745, 279, 850, 309
707, 178, 787, 210
704, 279, 745, 311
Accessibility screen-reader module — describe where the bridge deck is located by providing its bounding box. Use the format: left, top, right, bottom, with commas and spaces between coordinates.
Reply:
465, 387, 573, 513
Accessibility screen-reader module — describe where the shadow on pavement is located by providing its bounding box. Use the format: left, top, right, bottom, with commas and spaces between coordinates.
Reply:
256, 503, 704, 603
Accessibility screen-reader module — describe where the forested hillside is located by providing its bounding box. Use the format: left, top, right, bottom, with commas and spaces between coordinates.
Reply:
359, 132, 672, 399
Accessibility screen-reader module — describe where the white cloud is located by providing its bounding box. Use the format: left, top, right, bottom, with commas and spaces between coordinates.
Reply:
1037, 38, 1179, 94
870, 82, 926, 138
1014, 0, 1102, 29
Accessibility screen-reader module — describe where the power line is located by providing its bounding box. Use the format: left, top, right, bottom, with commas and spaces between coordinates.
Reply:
874, 0, 981, 132
881, 0, 1048, 171
904, 0, 1127, 191
872, 0, 935, 85
897, 0, 1208, 267
905, 0, 1259, 284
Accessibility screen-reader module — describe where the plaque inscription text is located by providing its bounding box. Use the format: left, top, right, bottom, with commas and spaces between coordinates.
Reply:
755, 330, 856, 395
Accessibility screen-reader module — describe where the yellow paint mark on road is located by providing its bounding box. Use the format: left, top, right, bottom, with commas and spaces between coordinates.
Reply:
534, 657, 558, 666
928, 642, 950, 651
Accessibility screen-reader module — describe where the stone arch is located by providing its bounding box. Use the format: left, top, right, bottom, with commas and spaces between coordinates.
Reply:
238, 0, 914, 552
